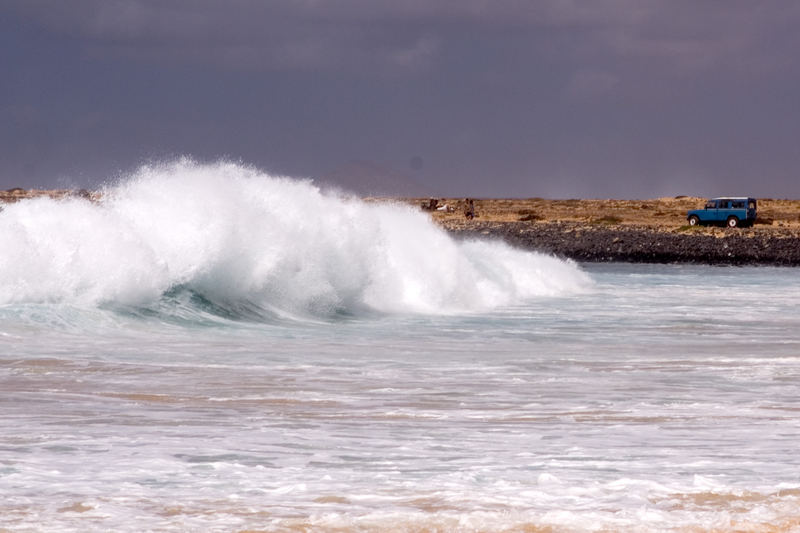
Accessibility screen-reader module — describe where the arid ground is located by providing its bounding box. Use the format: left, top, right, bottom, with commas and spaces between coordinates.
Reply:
401, 196, 800, 264
0, 188, 96, 203
404, 196, 800, 233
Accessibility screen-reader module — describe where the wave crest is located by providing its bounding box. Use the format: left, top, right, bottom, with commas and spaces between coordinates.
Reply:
0, 159, 591, 316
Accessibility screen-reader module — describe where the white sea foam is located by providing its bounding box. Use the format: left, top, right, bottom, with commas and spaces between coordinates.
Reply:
0, 159, 590, 315
3, 263, 800, 532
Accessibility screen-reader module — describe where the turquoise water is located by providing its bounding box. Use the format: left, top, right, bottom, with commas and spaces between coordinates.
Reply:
1, 163, 800, 531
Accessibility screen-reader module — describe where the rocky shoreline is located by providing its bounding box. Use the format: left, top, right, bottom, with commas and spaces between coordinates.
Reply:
443, 221, 800, 266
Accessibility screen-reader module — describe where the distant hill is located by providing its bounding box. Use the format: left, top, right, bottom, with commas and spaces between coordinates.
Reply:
317, 160, 433, 198
0, 188, 94, 202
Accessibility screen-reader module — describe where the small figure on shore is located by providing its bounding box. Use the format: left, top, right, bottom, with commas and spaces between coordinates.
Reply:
464, 198, 475, 219
72, 189, 92, 200
422, 197, 439, 211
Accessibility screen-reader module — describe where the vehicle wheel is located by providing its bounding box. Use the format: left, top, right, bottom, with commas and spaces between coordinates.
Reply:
727, 216, 739, 228
688, 215, 700, 226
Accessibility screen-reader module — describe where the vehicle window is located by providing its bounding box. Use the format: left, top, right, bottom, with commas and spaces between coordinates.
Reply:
705, 201, 716, 208
732, 201, 744, 208
749, 200, 756, 209
717, 201, 729, 209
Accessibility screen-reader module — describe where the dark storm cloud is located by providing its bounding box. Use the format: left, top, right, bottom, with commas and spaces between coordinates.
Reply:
11, 1, 792, 74
2, 0, 800, 197
4, 0, 446, 72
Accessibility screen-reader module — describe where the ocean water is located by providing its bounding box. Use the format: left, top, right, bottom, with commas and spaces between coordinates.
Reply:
2, 161, 800, 532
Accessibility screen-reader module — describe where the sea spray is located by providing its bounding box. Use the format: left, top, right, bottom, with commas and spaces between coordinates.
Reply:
0, 159, 591, 315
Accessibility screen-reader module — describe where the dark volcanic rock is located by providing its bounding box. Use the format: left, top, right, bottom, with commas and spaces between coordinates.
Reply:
446, 222, 800, 266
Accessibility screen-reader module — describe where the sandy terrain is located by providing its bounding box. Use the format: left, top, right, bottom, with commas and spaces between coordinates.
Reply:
3, 188, 797, 232
397, 196, 800, 264
0, 188, 95, 203
404, 196, 800, 233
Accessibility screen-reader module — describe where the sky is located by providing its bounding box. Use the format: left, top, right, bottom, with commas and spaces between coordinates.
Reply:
2, 0, 800, 198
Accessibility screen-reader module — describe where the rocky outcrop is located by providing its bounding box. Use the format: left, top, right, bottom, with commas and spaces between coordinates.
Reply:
445, 221, 800, 265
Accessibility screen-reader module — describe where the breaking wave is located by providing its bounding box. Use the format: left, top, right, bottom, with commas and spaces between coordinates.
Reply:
0, 159, 591, 319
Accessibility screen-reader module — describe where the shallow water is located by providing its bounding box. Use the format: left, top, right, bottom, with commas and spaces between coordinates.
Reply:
2, 164, 800, 531
3, 263, 800, 532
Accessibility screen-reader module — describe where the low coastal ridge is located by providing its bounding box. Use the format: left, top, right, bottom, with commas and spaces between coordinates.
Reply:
3, 189, 800, 265
404, 197, 800, 265
0, 188, 95, 202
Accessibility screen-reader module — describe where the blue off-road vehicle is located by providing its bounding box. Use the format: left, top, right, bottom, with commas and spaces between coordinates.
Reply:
687, 197, 757, 228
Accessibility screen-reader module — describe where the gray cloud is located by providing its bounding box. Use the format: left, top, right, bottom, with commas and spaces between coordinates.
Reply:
5, 0, 447, 73
2, 0, 800, 197
11, 0, 797, 75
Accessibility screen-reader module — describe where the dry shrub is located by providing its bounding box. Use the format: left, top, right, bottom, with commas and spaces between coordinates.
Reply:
591, 215, 623, 225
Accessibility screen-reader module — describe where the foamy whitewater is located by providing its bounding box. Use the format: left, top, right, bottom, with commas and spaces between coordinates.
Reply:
0, 160, 584, 314
2, 161, 800, 532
